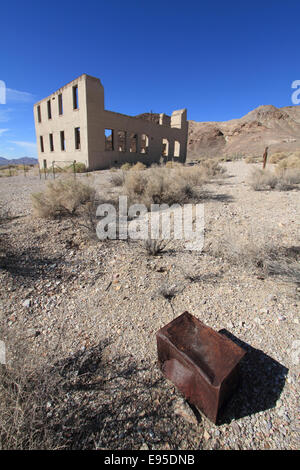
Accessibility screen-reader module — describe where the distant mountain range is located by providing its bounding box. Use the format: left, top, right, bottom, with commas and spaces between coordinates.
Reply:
0, 156, 38, 166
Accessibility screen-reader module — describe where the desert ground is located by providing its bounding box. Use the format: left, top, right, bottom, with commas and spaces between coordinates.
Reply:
0, 160, 299, 450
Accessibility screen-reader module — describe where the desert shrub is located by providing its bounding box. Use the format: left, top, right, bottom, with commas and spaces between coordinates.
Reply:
130, 162, 146, 171
208, 228, 300, 285
71, 162, 87, 173
249, 169, 278, 190
269, 152, 288, 164
250, 168, 300, 191
266, 259, 300, 285
208, 230, 278, 273
144, 238, 170, 256
124, 166, 201, 208
280, 168, 300, 184
123, 163, 224, 208
0, 168, 18, 177
276, 154, 300, 170
110, 171, 125, 187
0, 328, 191, 450
31, 178, 96, 218
120, 163, 132, 171
198, 159, 226, 177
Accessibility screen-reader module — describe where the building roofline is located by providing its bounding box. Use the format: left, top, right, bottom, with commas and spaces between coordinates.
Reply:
33, 73, 100, 106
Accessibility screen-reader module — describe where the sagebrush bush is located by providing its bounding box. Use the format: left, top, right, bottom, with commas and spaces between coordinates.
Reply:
130, 162, 146, 171
123, 162, 224, 208
70, 162, 87, 173
276, 154, 300, 170
269, 152, 288, 164
31, 178, 95, 218
124, 166, 199, 208
144, 238, 170, 256
110, 171, 125, 187
198, 159, 226, 177
249, 168, 300, 191
249, 169, 278, 190
120, 163, 132, 171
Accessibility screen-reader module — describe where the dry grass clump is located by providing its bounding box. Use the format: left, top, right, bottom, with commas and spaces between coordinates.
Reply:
123, 162, 225, 208
0, 327, 186, 450
120, 163, 132, 171
276, 154, 300, 170
144, 238, 170, 256
266, 259, 300, 286
31, 178, 96, 218
249, 169, 278, 190
208, 229, 300, 285
198, 159, 226, 177
0, 168, 18, 177
269, 152, 288, 164
110, 171, 125, 187
249, 168, 300, 191
70, 162, 87, 173
123, 165, 203, 208
130, 162, 146, 171
208, 232, 278, 273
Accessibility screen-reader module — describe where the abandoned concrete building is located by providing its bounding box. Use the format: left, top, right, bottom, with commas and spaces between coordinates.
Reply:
33, 74, 188, 171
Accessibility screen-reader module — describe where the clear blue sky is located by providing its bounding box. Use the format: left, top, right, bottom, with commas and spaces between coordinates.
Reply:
1, 0, 300, 159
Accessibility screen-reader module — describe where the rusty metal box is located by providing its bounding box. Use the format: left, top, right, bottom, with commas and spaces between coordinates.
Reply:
156, 311, 246, 423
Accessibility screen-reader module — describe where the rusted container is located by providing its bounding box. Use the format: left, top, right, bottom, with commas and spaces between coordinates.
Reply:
156, 311, 246, 423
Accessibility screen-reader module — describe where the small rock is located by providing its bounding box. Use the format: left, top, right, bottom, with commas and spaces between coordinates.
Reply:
140, 443, 149, 450
173, 398, 198, 425
203, 430, 211, 440
231, 422, 240, 433
23, 299, 31, 308
260, 308, 269, 315
266, 295, 277, 302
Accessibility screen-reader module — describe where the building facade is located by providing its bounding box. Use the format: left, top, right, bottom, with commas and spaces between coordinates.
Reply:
33, 74, 188, 171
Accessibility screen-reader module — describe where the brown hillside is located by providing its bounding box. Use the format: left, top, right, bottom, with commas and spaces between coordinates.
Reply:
188, 104, 300, 159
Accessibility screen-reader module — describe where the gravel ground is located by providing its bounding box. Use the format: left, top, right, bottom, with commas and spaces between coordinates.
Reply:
0, 161, 299, 450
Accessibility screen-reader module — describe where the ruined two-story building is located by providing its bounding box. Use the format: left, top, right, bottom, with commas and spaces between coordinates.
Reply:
33, 74, 188, 170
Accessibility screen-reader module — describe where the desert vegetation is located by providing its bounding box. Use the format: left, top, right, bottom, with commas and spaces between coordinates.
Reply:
122, 161, 224, 208
249, 167, 300, 191
31, 178, 96, 218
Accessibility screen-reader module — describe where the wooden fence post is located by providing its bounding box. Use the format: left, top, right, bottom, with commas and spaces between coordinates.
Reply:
262, 146, 269, 169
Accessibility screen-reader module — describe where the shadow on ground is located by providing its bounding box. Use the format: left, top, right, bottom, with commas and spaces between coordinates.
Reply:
1, 340, 201, 450
217, 330, 288, 425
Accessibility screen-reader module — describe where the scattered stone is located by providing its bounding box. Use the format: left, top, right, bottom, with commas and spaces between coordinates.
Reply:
173, 398, 198, 426
140, 443, 149, 450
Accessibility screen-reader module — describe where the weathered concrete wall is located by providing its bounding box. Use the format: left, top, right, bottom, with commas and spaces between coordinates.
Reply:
34, 74, 188, 170
34, 75, 90, 169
